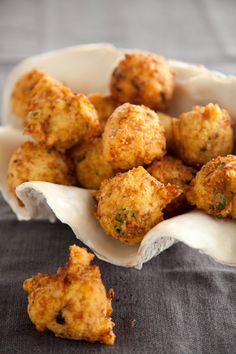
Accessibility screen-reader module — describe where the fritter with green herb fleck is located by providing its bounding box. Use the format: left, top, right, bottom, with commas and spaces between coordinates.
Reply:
172, 103, 233, 167
103, 103, 166, 171
95, 166, 181, 245
186, 155, 236, 218
23, 245, 115, 345
24, 76, 101, 149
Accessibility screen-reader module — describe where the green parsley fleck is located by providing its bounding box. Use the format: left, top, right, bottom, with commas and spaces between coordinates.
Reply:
216, 194, 226, 211
31, 111, 39, 117
115, 213, 124, 224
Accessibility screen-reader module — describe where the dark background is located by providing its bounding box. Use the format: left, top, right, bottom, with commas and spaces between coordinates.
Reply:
0, 0, 236, 353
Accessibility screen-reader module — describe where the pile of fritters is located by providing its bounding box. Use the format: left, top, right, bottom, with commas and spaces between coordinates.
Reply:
9, 51, 236, 247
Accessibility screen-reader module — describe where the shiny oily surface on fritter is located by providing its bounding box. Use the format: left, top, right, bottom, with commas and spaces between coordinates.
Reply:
7, 141, 75, 201
11, 69, 45, 119
187, 155, 236, 218
23, 245, 115, 345
70, 137, 114, 189
103, 103, 166, 171
95, 166, 181, 245
172, 103, 233, 167
110, 52, 175, 111
24, 76, 101, 149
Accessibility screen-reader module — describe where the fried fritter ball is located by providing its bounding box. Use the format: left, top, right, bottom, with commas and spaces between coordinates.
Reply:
147, 156, 195, 217
70, 137, 114, 189
11, 69, 45, 118
88, 94, 117, 131
110, 52, 175, 111
7, 141, 75, 201
23, 245, 115, 345
186, 155, 236, 218
103, 103, 166, 171
158, 112, 174, 152
172, 103, 234, 167
24, 76, 101, 149
95, 166, 181, 245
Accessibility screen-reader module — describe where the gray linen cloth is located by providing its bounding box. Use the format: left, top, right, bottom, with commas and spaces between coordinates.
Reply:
0, 0, 236, 353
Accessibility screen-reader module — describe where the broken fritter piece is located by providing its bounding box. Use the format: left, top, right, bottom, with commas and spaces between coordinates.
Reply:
147, 156, 195, 217
95, 166, 181, 245
186, 155, 236, 218
23, 245, 115, 345
110, 52, 175, 111
24, 76, 101, 149
11, 69, 45, 119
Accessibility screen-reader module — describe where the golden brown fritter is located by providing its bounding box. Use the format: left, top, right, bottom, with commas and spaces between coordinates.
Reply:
24, 76, 101, 149
103, 103, 166, 171
147, 156, 195, 217
7, 141, 75, 201
147, 156, 195, 190
70, 137, 114, 189
23, 245, 115, 345
186, 155, 236, 218
110, 52, 175, 111
95, 166, 181, 245
172, 103, 234, 167
88, 94, 117, 131
158, 112, 174, 152
11, 69, 45, 119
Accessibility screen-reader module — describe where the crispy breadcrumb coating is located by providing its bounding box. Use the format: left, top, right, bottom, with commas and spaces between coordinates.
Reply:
147, 156, 195, 217
103, 103, 166, 171
158, 112, 174, 152
110, 52, 175, 111
23, 245, 115, 345
88, 94, 117, 131
172, 103, 233, 167
7, 141, 75, 202
24, 76, 101, 149
70, 137, 114, 189
186, 155, 236, 218
11, 69, 45, 119
95, 166, 181, 245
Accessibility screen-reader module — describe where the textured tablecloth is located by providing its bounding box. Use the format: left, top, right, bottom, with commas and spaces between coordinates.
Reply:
1, 1, 236, 353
